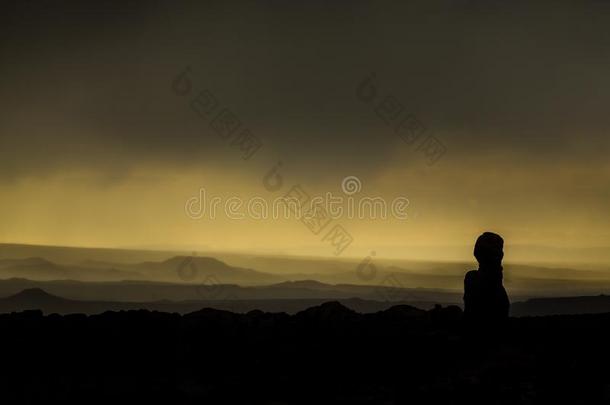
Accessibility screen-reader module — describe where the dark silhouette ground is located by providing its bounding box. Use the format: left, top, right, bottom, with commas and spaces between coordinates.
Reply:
1, 303, 609, 404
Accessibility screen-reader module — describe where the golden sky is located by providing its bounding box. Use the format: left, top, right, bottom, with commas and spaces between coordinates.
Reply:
1, 1, 609, 263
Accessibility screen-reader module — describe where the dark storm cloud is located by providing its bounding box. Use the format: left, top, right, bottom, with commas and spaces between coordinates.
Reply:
1, 0, 609, 182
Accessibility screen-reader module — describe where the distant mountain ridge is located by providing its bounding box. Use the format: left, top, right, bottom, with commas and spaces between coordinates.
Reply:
0, 257, 143, 282
0, 277, 463, 307
0, 257, 55, 268
132, 255, 280, 284
511, 294, 610, 316
3, 285, 610, 317
0, 255, 281, 285
0, 288, 432, 315
2, 243, 610, 298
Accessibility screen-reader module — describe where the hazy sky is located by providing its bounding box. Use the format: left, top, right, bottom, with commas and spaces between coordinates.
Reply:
1, 1, 610, 261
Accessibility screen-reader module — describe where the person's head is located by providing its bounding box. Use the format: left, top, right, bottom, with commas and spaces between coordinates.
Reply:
474, 232, 504, 268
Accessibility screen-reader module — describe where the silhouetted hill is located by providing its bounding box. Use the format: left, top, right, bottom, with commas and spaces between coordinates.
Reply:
5, 283, 610, 317
2, 304, 610, 403
5, 287, 66, 305
0, 278, 462, 309
0, 288, 439, 315
0, 288, 142, 314
295, 301, 359, 323
376, 304, 427, 319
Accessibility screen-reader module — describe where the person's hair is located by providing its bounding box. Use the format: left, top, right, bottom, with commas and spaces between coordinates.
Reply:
474, 232, 504, 264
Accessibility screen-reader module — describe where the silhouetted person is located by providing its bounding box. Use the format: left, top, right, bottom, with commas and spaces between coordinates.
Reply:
463, 232, 510, 327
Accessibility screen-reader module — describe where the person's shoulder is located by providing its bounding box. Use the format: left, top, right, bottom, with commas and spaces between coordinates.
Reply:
464, 270, 479, 282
